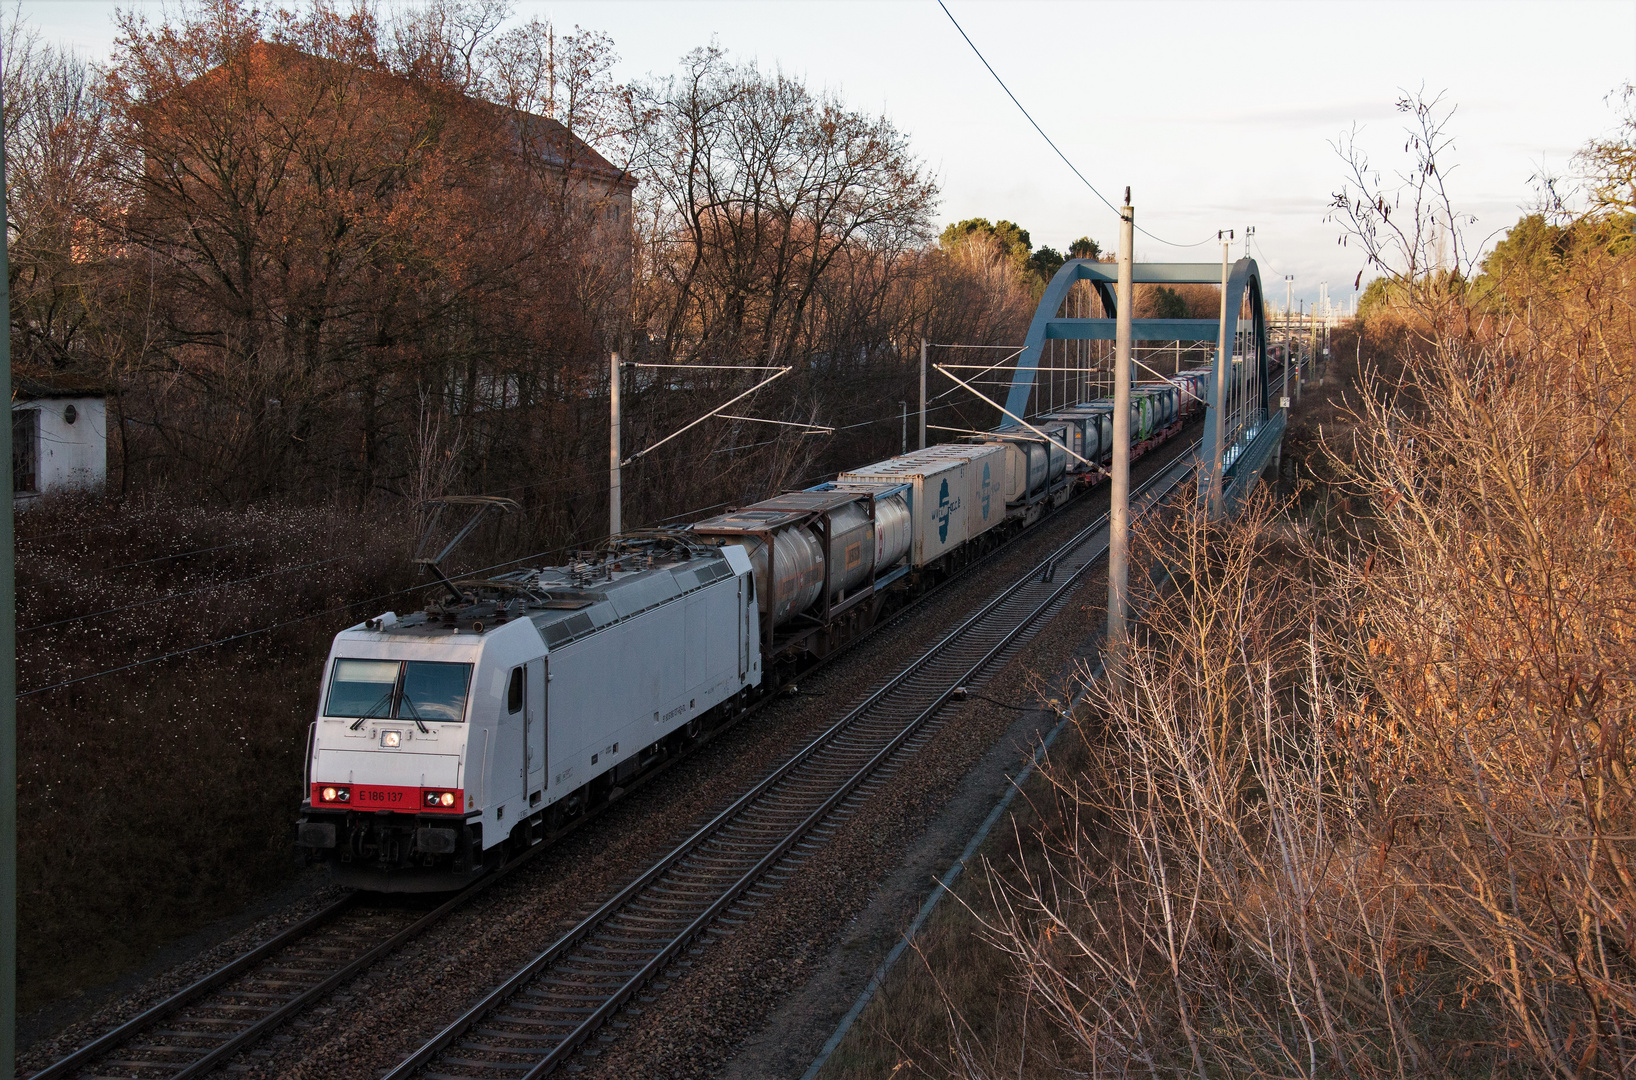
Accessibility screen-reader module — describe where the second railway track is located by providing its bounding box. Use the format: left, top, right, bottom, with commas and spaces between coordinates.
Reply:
384, 446, 1199, 1080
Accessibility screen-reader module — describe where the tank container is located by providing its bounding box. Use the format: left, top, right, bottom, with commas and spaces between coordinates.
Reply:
692, 488, 896, 627
1047, 409, 1112, 468
823, 499, 876, 598
871, 493, 912, 569
1136, 383, 1179, 426
1040, 411, 1103, 472
719, 524, 823, 626
1081, 400, 1142, 447
983, 427, 1068, 503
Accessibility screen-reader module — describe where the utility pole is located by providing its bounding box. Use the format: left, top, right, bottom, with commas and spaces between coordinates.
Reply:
1283, 275, 1293, 409
918, 339, 928, 450
1106, 190, 1134, 680
1310, 317, 1320, 392
1295, 299, 1304, 402
899, 402, 907, 455
1, 103, 16, 1080
1207, 229, 1233, 519
609, 352, 621, 537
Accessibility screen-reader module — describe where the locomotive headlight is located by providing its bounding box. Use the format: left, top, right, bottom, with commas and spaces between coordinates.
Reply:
439, 791, 456, 807
320, 785, 350, 804
380, 730, 401, 748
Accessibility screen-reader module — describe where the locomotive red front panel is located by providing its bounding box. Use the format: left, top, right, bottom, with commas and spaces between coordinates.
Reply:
310, 783, 465, 813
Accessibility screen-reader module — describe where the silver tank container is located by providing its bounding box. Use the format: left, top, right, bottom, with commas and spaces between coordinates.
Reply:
1043, 413, 1101, 472
1041, 424, 1069, 483
872, 492, 911, 569
987, 428, 1068, 501
736, 527, 824, 626
823, 499, 875, 599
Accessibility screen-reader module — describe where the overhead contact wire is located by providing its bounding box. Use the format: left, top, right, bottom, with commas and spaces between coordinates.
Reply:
936, 0, 1214, 250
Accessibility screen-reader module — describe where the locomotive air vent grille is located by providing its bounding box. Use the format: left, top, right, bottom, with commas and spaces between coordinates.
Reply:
542, 610, 598, 647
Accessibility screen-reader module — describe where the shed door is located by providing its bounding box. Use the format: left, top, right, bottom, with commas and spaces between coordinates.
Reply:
12, 408, 37, 493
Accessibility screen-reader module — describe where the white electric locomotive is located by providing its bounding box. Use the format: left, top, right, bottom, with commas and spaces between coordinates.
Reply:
297, 534, 759, 891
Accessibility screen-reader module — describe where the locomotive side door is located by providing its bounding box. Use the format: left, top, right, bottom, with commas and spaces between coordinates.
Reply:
526, 656, 546, 801
498, 665, 526, 813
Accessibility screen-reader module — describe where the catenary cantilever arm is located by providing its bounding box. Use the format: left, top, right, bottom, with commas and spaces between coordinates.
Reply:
933, 364, 1099, 471
622, 367, 790, 466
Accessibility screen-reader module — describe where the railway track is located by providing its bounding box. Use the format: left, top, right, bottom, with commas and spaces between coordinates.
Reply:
29, 434, 1198, 1080
27, 859, 541, 1080
382, 446, 1199, 1080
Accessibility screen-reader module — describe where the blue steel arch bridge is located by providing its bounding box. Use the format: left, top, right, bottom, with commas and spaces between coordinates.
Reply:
970, 255, 1286, 515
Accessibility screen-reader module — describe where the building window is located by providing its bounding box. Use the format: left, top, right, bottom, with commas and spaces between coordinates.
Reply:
13, 408, 38, 494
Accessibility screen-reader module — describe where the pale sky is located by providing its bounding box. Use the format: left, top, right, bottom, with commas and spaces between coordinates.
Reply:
19, 0, 1636, 310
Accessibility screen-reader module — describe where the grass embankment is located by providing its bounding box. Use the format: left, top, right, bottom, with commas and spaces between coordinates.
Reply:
16, 495, 410, 1011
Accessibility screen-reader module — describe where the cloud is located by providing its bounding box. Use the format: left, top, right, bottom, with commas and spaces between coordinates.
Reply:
1153, 102, 1394, 129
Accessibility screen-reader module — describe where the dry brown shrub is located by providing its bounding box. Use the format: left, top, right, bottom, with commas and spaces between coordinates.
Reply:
918, 124, 1636, 1079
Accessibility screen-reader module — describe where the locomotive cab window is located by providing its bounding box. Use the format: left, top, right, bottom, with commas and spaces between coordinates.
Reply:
399, 661, 472, 722
325, 659, 397, 718
324, 659, 473, 722
507, 666, 524, 714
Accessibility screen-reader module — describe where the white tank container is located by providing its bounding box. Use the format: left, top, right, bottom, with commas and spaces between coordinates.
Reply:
1080, 401, 1142, 449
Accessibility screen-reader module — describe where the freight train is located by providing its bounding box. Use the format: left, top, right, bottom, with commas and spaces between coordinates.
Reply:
296, 383, 1198, 891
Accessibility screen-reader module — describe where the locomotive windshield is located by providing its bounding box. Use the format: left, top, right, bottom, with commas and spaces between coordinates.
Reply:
324, 659, 473, 722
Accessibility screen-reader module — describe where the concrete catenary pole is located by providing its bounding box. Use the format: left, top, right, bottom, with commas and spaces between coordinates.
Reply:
1295, 300, 1304, 402
1310, 317, 1320, 390
1, 101, 17, 1080
1208, 230, 1233, 519
918, 338, 928, 450
1284, 275, 1293, 408
1106, 191, 1135, 676
609, 352, 622, 537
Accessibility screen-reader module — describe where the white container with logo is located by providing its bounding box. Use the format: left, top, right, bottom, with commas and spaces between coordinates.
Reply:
921, 443, 1005, 540
837, 443, 1001, 567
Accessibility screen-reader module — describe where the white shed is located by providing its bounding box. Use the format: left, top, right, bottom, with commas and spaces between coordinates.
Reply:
13, 376, 107, 503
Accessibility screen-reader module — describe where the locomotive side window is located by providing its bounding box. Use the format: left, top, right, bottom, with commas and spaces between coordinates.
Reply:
507, 666, 524, 714
398, 661, 473, 722
323, 659, 473, 721
325, 659, 398, 718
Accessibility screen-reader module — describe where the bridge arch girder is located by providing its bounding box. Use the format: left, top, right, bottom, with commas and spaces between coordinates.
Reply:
1002, 255, 1269, 448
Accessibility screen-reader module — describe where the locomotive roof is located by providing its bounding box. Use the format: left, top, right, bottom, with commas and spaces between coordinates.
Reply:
356, 544, 738, 651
